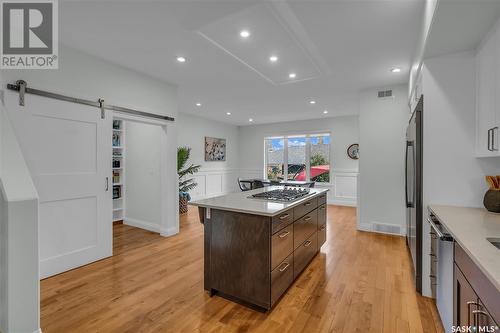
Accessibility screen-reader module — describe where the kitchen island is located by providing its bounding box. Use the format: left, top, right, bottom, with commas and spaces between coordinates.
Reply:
189, 186, 329, 310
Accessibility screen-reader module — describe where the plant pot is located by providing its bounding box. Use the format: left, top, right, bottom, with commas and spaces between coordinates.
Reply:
179, 196, 189, 214
483, 189, 500, 213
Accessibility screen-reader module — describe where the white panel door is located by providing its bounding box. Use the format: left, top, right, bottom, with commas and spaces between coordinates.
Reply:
5, 91, 112, 278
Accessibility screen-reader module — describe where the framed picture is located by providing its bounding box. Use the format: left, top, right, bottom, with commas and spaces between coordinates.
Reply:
205, 137, 226, 161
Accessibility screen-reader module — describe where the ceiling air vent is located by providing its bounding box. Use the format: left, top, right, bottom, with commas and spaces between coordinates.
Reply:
377, 90, 393, 98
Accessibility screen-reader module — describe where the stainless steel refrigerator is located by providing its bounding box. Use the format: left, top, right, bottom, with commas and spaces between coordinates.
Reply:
405, 95, 423, 293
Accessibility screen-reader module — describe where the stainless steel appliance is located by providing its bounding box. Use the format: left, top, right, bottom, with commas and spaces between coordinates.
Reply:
428, 212, 454, 332
250, 187, 311, 202
406, 96, 423, 292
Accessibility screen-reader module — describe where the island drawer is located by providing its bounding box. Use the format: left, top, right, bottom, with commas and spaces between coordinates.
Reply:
294, 210, 318, 249
318, 223, 326, 249
293, 197, 318, 220
293, 233, 318, 279
271, 254, 294, 306
272, 209, 294, 234
271, 225, 293, 271
318, 193, 327, 206
318, 204, 327, 226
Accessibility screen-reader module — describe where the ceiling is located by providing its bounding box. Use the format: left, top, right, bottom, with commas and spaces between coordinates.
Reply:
425, 0, 500, 59
59, 0, 424, 125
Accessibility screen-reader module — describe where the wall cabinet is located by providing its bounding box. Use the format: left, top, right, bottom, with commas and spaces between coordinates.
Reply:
476, 19, 500, 157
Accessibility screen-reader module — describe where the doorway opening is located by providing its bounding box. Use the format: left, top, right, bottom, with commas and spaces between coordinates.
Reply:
110, 114, 171, 253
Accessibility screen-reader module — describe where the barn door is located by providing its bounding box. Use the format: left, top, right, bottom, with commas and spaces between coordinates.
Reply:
4, 90, 112, 278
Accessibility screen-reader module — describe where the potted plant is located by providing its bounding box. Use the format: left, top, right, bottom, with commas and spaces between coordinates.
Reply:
178, 146, 201, 214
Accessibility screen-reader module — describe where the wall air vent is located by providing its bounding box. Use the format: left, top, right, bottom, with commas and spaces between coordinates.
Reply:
377, 90, 393, 98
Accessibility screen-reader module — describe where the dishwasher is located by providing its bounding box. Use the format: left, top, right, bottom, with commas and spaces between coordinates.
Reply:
428, 212, 454, 332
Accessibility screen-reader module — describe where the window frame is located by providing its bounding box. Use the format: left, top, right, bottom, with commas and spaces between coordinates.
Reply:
264, 132, 331, 184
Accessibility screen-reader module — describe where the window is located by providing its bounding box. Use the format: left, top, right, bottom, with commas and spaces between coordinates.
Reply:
265, 137, 284, 180
264, 133, 331, 183
287, 136, 306, 180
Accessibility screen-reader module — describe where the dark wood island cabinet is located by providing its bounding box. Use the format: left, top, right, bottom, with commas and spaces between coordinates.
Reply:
190, 187, 328, 310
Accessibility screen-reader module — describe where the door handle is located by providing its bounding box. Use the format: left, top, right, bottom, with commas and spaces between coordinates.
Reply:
405, 140, 414, 208
488, 128, 493, 151
467, 301, 480, 326
278, 262, 290, 272
492, 127, 498, 151
472, 309, 492, 327
278, 231, 290, 238
105, 177, 109, 191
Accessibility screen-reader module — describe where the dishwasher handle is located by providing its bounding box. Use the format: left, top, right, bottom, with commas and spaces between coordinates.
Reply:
428, 217, 454, 242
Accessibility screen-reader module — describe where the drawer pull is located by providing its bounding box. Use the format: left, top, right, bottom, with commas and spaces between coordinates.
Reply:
304, 240, 312, 247
279, 213, 290, 220
320, 195, 326, 199
304, 216, 312, 221
278, 231, 290, 238
279, 262, 290, 272
304, 202, 312, 206
320, 206, 326, 210
319, 225, 326, 231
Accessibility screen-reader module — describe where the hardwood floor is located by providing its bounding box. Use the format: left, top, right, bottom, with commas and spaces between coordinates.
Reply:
41, 206, 444, 333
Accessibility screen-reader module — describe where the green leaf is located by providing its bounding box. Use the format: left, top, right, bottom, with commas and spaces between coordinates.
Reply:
177, 146, 200, 194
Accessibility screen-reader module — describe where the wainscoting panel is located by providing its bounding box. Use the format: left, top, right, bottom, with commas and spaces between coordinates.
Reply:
189, 169, 358, 206
190, 169, 240, 201
236, 169, 358, 207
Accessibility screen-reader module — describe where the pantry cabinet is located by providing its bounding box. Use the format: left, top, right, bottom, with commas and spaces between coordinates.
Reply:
475, 19, 500, 157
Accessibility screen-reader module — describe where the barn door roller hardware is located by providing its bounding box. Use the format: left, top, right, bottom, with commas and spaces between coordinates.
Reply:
6, 80, 175, 122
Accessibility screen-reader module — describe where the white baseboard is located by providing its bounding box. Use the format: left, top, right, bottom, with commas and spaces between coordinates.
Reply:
328, 199, 357, 207
160, 226, 178, 237
123, 217, 160, 233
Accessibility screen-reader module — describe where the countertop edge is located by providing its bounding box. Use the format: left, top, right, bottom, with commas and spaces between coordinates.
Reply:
428, 205, 500, 292
189, 189, 329, 217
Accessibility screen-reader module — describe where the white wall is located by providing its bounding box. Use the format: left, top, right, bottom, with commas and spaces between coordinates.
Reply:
177, 113, 240, 200
124, 121, 163, 233
238, 116, 359, 206
358, 84, 409, 235
0, 45, 178, 332
1, 44, 179, 235
0, 100, 39, 333
420, 51, 500, 297
408, 0, 439, 102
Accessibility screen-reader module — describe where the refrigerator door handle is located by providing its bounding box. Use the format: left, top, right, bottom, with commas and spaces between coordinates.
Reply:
405, 140, 414, 208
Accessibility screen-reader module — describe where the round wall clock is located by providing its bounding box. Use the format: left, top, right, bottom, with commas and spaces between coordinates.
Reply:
347, 144, 359, 160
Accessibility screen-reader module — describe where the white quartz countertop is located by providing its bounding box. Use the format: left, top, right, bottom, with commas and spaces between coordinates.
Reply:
428, 205, 500, 291
189, 186, 329, 217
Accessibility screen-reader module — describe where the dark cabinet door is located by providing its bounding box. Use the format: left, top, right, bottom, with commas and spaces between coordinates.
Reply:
454, 264, 479, 328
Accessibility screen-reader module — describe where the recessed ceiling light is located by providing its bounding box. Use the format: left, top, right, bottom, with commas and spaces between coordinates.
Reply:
289, 73, 297, 79
196, 103, 202, 107
226, 112, 231, 115
323, 110, 329, 114
391, 67, 401, 73
269, 55, 278, 62
249, 118, 253, 122
309, 100, 316, 105
240, 30, 250, 38
176, 56, 186, 63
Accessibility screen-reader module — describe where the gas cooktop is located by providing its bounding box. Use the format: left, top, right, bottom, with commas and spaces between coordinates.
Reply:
250, 187, 311, 202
